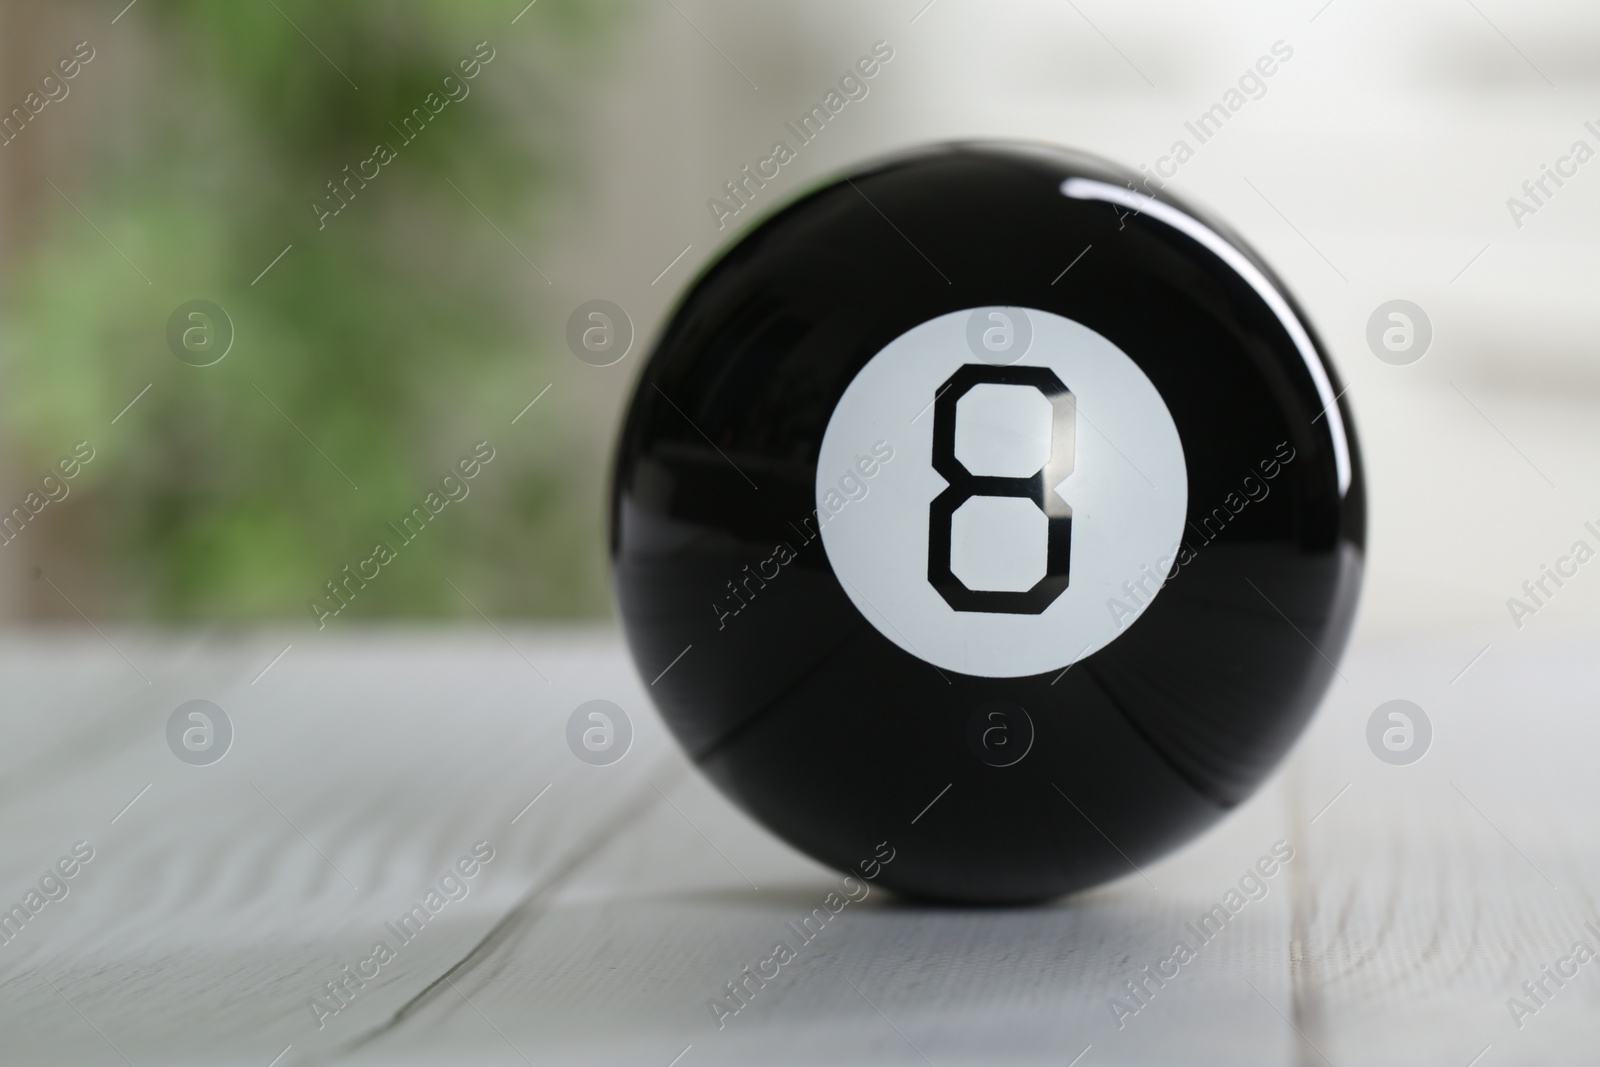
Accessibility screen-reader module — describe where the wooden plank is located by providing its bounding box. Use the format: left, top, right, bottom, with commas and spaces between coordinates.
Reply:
2, 630, 1594, 1065
0, 629, 676, 1067
1283, 635, 1600, 1067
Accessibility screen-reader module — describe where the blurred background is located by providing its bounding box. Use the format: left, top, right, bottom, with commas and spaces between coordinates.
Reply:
5, 5, 1600, 1062
3, 0, 1600, 647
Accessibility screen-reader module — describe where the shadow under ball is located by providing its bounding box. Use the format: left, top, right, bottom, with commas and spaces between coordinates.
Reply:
610, 142, 1364, 904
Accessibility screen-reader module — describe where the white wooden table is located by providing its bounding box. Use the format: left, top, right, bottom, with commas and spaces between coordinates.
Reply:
0, 626, 1592, 1066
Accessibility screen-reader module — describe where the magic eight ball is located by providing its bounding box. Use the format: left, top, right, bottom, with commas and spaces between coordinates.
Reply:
611, 143, 1363, 904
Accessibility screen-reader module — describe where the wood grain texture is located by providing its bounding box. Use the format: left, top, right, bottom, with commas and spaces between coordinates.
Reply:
0, 628, 1591, 1065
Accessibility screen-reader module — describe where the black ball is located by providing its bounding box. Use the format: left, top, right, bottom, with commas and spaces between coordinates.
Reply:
611, 142, 1363, 904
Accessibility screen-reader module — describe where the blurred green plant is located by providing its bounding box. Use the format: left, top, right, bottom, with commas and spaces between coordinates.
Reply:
3, 0, 628, 622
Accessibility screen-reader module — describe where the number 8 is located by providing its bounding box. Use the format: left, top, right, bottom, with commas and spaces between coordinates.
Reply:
927, 364, 1075, 615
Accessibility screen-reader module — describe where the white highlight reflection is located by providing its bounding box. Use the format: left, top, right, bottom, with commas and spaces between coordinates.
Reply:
1060, 177, 1351, 497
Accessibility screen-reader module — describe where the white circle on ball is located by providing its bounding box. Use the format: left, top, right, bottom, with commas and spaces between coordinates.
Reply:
815, 307, 1188, 678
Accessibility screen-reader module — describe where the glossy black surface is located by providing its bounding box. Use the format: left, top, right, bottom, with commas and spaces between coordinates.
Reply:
611, 143, 1364, 904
